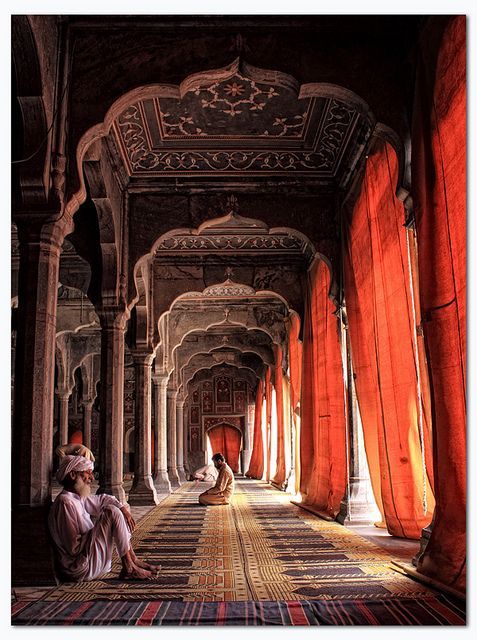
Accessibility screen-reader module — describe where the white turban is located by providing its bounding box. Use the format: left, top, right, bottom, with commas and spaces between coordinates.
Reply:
56, 454, 94, 483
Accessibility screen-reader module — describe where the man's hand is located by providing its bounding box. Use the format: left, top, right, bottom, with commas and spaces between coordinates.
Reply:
120, 506, 136, 532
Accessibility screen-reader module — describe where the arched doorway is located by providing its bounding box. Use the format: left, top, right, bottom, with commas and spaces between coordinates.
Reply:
206, 424, 242, 473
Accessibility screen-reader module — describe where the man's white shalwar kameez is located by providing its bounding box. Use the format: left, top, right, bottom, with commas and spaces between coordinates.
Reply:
48, 490, 131, 581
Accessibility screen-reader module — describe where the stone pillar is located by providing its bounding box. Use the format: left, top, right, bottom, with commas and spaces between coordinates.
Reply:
57, 390, 71, 446
176, 399, 187, 483
96, 309, 127, 502
12, 220, 66, 507
167, 389, 180, 488
11, 218, 68, 587
152, 373, 171, 493
128, 351, 158, 505
82, 399, 94, 450
337, 316, 379, 526
242, 405, 253, 474
182, 410, 190, 477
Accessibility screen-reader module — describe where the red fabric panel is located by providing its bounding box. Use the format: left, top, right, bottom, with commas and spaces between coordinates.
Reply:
413, 17, 466, 589
288, 315, 302, 412
272, 346, 286, 487
245, 379, 264, 479
207, 424, 241, 473
69, 430, 83, 444
300, 261, 347, 518
264, 367, 272, 482
344, 140, 434, 539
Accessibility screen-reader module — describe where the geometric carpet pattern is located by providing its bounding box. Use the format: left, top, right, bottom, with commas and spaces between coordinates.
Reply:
37, 478, 441, 602
11, 479, 466, 624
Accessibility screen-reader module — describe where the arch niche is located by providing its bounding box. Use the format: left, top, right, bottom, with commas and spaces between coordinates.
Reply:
206, 422, 243, 474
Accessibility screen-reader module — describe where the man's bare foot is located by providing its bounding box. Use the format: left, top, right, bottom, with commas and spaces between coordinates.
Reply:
135, 558, 161, 572
119, 564, 155, 580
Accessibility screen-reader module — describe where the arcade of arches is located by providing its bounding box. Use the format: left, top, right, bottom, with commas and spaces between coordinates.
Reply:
11, 14, 466, 605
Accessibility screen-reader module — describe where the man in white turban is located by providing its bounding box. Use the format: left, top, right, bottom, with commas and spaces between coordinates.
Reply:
48, 455, 159, 582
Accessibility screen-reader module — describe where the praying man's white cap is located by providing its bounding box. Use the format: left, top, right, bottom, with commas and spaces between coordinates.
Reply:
56, 454, 94, 483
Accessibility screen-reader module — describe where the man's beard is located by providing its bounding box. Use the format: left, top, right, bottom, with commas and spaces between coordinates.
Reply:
74, 477, 92, 498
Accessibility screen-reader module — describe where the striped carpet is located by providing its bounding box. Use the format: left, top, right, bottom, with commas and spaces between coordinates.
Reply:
11, 478, 466, 625
11, 596, 465, 625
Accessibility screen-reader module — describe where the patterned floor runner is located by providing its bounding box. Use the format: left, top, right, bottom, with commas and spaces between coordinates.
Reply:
11, 478, 466, 624
11, 595, 465, 625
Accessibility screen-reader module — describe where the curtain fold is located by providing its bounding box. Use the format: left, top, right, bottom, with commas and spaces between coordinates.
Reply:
299, 261, 347, 519
272, 346, 286, 487
264, 367, 272, 482
412, 16, 466, 589
245, 379, 264, 479
344, 139, 434, 539
288, 314, 303, 495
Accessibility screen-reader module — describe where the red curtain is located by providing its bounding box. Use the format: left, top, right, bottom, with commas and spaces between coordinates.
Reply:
245, 379, 264, 479
288, 314, 302, 413
288, 314, 303, 494
299, 260, 347, 519
344, 139, 434, 539
264, 367, 272, 482
272, 346, 286, 487
412, 17, 466, 589
207, 424, 241, 473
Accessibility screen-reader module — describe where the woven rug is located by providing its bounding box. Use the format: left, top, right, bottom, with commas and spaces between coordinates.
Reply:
23, 478, 452, 605
11, 595, 465, 625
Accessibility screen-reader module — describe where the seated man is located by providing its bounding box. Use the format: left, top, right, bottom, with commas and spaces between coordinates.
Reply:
191, 462, 219, 483
48, 454, 159, 582
198, 453, 234, 506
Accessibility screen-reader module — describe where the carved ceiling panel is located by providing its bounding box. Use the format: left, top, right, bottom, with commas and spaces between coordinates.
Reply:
112, 59, 372, 183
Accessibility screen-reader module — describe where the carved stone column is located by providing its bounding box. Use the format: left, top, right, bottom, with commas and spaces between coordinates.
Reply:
167, 389, 180, 488
337, 316, 379, 526
57, 390, 71, 446
129, 351, 158, 505
12, 220, 66, 507
82, 399, 94, 450
96, 308, 128, 503
152, 373, 171, 493
176, 399, 187, 483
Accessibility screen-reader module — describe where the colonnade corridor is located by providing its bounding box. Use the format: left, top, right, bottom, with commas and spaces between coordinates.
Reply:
11, 477, 465, 626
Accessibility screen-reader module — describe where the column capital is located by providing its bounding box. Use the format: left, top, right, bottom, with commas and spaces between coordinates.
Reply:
131, 349, 155, 367
15, 213, 72, 250
152, 371, 169, 386
176, 399, 185, 409
81, 397, 95, 409
167, 387, 178, 400
97, 305, 130, 331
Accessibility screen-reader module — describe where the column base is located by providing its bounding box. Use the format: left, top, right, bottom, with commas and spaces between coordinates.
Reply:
176, 466, 187, 483
168, 467, 181, 489
412, 520, 434, 567
154, 470, 172, 494
336, 476, 379, 526
128, 478, 159, 506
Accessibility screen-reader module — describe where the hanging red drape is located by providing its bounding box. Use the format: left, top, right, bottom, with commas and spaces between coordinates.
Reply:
344, 139, 434, 539
207, 424, 241, 473
264, 367, 272, 482
299, 260, 347, 519
288, 314, 303, 494
288, 314, 302, 413
245, 379, 264, 479
412, 16, 466, 590
272, 346, 286, 487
